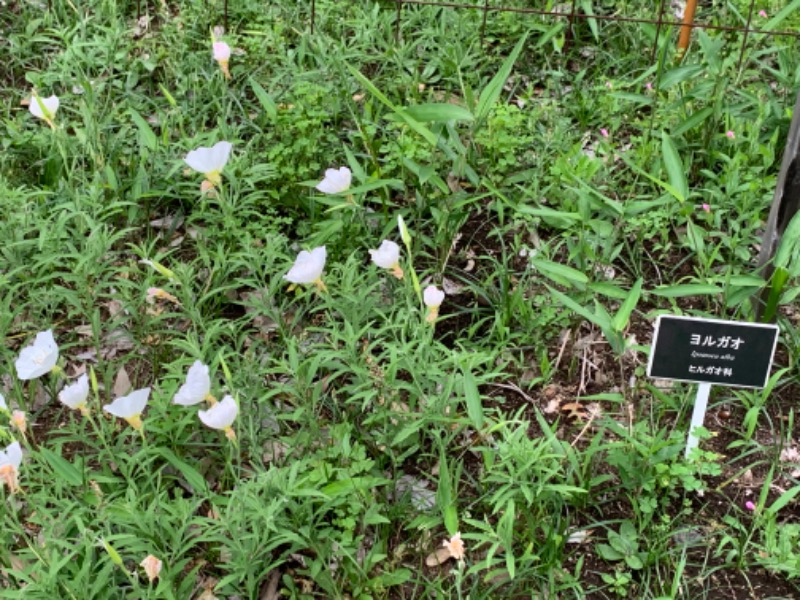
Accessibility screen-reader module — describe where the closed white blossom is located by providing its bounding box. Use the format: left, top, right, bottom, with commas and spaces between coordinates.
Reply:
11, 411, 26, 438
103, 388, 150, 431
29, 93, 59, 127
184, 141, 233, 187
140, 554, 163, 582
173, 361, 211, 406
59, 374, 90, 416
212, 41, 231, 79
284, 246, 327, 290
198, 394, 238, 440
0, 441, 23, 494
315, 167, 351, 194
15, 329, 59, 380
423, 285, 445, 324
0, 393, 6, 412
369, 240, 403, 279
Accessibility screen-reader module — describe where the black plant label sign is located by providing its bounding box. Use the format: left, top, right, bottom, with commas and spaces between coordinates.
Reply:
647, 316, 779, 389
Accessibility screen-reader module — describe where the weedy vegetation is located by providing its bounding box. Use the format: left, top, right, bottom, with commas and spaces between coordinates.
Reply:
1, 0, 800, 598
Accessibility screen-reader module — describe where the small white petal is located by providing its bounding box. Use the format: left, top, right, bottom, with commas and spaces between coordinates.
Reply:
369, 240, 401, 269
198, 395, 238, 430
184, 141, 233, 175
29, 94, 59, 120
0, 441, 23, 470
315, 167, 352, 194
283, 246, 326, 284
212, 41, 231, 61
59, 374, 90, 410
0, 393, 6, 412
103, 388, 150, 418
15, 329, 59, 380
423, 285, 445, 308
173, 361, 211, 406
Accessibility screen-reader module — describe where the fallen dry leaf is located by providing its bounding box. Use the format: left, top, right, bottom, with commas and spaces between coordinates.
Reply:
113, 366, 132, 397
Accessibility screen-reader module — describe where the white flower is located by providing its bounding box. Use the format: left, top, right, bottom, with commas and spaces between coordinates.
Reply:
184, 141, 233, 186
59, 374, 90, 415
369, 240, 403, 279
173, 361, 211, 406
284, 246, 327, 289
0, 441, 23, 494
140, 554, 163, 582
103, 388, 150, 430
29, 93, 59, 126
315, 167, 352, 194
198, 394, 238, 440
15, 329, 59, 380
212, 42, 231, 79
423, 285, 445, 324
212, 41, 231, 62
0, 393, 6, 412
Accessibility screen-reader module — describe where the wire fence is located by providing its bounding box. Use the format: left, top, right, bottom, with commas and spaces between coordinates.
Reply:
300, 0, 800, 68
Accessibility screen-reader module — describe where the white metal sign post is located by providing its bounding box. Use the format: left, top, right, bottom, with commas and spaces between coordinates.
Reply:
646, 316, 779, 458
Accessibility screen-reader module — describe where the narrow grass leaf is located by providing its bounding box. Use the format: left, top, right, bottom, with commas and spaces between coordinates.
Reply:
661, 131, 688, 202
39, 447, 83, 487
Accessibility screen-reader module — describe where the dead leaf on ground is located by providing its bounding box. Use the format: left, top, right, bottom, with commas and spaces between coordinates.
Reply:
425, 546, 454, 567
259, 570, 281, 600
113, 366, 132, 397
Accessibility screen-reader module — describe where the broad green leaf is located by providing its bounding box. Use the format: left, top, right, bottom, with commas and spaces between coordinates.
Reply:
661, 131, 689, 202
650, 284, 722, 297
156, 448, 208, 495
39, 447, 83, 486
532, 258, 589, 287
402, 103, 474, 123
659, 64, 704, 89
248, 77, 277, 120
475, 33, 528, 124
515, 205, 582, 227
612, 278, 643, 332
462, 368, 484, 430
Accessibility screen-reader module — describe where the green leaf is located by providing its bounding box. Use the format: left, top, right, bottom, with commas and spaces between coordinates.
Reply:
661, 131, 689, 202
596, 543, 624, 561
462, 368, 484, 430
38, 447, 83, 486
127, 108, 157, 152
672, 107, 714, 136
474, 33, 528, 124
532, 258, 589, 287
659, 65, 704, 89
764, 0, 800, 30
248, 77, 277, 120
546, 285, 612, 330
650, 284, 722, 298
515, 204, 582, 227
401, 103, 474, 123
348, 66, 438, 146
156, 448, 208, 495
773, 211, 800, 270
612, 278, 643, 332
766, 484, 800, 516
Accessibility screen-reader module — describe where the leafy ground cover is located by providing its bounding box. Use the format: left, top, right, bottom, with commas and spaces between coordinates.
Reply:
2, 0, 800, 597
